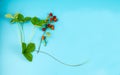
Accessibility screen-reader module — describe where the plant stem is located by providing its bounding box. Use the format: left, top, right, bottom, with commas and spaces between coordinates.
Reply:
37, 50, 88, 67
17, 23, 23, 45
29, 26, 36, 43
21, 23, 25, 42
37, 31, 46, 53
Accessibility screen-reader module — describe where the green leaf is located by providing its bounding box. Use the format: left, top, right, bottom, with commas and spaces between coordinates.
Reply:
25, 43, 35, 53
17, 14, 24, 22
31, 17, 40, 25
37, 20, 47, 26
12, 13, 24, 23
10, 18, 18, 23
10, 13, 25, 23
14, 13, 19, 18
22, 42, 35, 62
23, 53, 33, 62
22, 42, 26, 53
10, 19, 16, 23
5, 14, 14, 18
31, 17, 48, 27
24, 17, 31, 22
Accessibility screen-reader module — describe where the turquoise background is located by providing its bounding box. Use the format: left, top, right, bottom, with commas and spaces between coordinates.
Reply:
0, 0, 120, 75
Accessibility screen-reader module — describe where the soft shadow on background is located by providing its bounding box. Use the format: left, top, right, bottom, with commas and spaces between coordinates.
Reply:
1, 0, 120, 75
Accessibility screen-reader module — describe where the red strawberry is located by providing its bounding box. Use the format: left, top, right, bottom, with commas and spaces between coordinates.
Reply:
53, 16, 57, 22
51, 25, 54, 30
50, 18, 53, 22
42, 35, 45, 40
47, 24, 51, 27
42, 28, 46, 31
53, 16, 56, 19
53, 18, 57, 22
49, 12, 53, 16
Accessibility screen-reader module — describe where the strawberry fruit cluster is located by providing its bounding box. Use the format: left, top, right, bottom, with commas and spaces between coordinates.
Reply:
42, 12, 58, 32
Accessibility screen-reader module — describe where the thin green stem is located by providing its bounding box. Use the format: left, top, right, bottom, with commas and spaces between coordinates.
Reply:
37, 31, 46, 53
21, 23, 25, 42
29, 26, 36, 43
37, 50, 88, 67
17, 23, 23, 45
37, 39, 42, 53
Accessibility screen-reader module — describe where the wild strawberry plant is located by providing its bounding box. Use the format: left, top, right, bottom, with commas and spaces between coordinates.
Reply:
5, 12, 87, 67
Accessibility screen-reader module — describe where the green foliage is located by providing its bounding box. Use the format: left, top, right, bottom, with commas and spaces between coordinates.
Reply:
5, 14, 14, 18
22, 42, 26, 53
22, 42, 35, 62
25, 43, 35, 53
31, 17, 47, 27
17, 14, 24, 22
24, 17, 31, 22
10, 13, 24, 23
38, 20, 47, 26
23, 53, 33, 62
5, 13, 31, 23
31, 17, 40, 25
10, 19, 18, 23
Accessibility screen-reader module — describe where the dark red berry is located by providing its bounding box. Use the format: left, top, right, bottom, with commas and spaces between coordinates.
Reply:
53, 18, 57, 22
51, 25, 54, 30
49, 13, 53, 16
42, 28, 46, 31
52, 16, 57, 22
53, 16, 56, 19
47, 24, 51, 27
50, 18, 53, 22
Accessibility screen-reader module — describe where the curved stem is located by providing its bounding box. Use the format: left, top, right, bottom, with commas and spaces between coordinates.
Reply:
21, 24, 25, 42
29, 26, 36, 43
17, 23, 23, 45
37, 50, 88, 67
37, 39, 42, 53
37, 31, 46, 53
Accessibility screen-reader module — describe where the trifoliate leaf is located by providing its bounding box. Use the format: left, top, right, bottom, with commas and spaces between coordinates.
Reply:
31, 17, 39, 25
22, 42, 26, 53
5, 14, 13, 18
24, 17, 31, 22
22, 42, 35, 62
23, 53, 33, 62
25, 43, 35, 53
